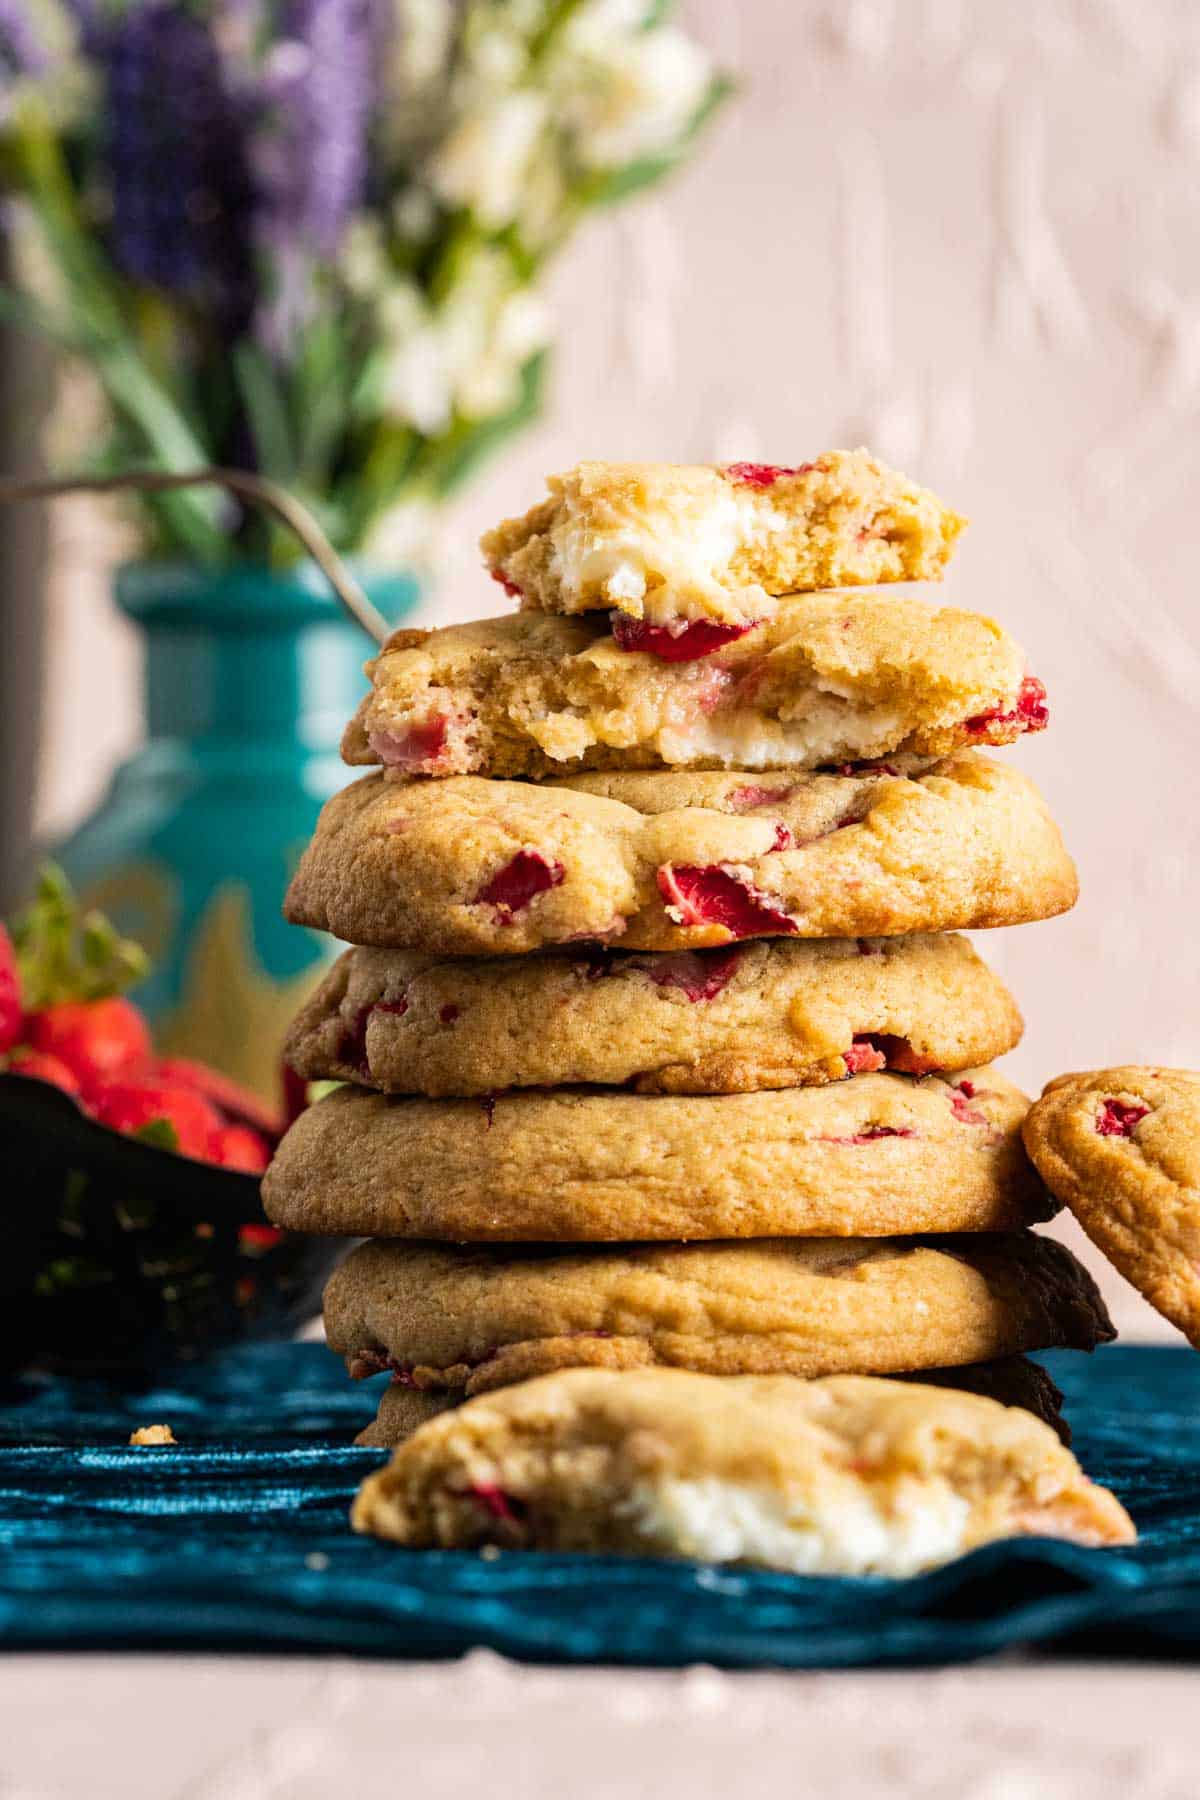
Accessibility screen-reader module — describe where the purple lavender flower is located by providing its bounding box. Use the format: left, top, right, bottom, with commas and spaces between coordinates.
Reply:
0, 0, 47, 80
257, 0, 376, 256
99, 2, 256, 331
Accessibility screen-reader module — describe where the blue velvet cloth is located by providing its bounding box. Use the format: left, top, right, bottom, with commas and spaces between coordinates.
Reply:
1, 1343, 1197, 1667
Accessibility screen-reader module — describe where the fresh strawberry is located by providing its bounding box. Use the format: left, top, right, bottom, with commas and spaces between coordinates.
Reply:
28, 996, 152, 1094
6, 1048, 83, 1096
0, 924, 22, 1053
213, 1123, 272, 1174
90, 1077, 223, 1162
154, 1057, 282, 1139
238, 1222, 283, 1251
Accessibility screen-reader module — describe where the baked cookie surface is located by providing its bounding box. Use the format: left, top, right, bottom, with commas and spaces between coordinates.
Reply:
284, 756, 1077, 956
358, 1354, 1072, 1449
481, 454, 966, 626
285, 933, 1023, 1098
343, 595, 1044, 780
326, 1234, 1112, 1400
351, 1368, 1134, 1572
262, 1068, 1054, 1241
1024, 1067, 1200, 1346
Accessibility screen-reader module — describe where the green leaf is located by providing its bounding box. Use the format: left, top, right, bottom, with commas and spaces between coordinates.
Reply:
11, 862, 151, 1007
133, 1118, 181, 1154
232, 341, 297, 485
572, 75, 734, 209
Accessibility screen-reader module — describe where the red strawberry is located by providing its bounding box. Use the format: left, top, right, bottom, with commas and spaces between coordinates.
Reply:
214, 1123, 272, 1174
153, 1057, 282, 1139
238, 1222, 283, 1251
0, 924, 22, 1053
6, 1048, 83, 1096
28, 997, 152, 1095
90, 1076, 223, 1162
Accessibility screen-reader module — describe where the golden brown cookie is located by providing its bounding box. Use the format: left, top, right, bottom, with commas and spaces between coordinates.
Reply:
342, 595, 1044, 780
263, 1069, 1053, 1241
1024, 1067, 1200, 1346
284, 933, 1023, 1098
351, 1368, 1134, 1571
358, 1353, 1071, 1449
481, 454, 966, 626
325, 1235, 1112, 1402
283, 755, 1077, 956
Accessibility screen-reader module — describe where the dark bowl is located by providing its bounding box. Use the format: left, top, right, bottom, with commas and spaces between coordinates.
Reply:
0, 1073, 340, 1381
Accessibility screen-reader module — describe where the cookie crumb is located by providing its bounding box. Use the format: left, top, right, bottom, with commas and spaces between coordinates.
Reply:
305, 1552, 331, 1572
129, 1423, 176, 1447
479, 1543, 502, 1561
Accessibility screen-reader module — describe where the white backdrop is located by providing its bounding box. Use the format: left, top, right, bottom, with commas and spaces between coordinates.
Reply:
38, 1, 1200, 1335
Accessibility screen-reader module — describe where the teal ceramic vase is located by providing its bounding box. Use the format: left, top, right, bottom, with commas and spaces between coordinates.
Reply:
52, 561, 416, 1107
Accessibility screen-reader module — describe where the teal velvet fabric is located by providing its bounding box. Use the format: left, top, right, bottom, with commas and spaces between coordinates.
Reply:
0, 1343, 1195, 1667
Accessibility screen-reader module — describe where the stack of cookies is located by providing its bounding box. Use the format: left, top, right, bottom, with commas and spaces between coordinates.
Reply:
263, 452, 1131, 1573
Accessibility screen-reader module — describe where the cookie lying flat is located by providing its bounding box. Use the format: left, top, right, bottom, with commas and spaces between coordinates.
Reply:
284, 755, 1077, 956
327, 1235, 1111, 1407
481, 454, 965, 627
343, 596, 1044, 780
263, 1069, 1053, 1241
1024, 1067, 1200, 1347
356, 1355, 1071, 1449
351, 1369, 1134, 1572
285, 933, 1022, 1098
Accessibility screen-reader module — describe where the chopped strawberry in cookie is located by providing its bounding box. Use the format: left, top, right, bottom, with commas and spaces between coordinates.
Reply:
610, 614, 758, 661
642, 947, 742, 1001
723, 461, 813, 488
964, 675, 1049, 738
656, 864, 798, 939
1095, 1098, 1149, 1137
474, 851, 565, 921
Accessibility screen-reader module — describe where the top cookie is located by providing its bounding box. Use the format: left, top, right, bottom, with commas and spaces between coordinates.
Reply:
342, 594, 1045, 781
481, 454, 966, 627
351, 1368, 1135, 1573
1024, 1067, 1200, 1347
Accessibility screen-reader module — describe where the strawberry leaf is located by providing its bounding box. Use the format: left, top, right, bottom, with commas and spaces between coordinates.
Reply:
132, 1117, 180, 1153
10, 863, 150, 1008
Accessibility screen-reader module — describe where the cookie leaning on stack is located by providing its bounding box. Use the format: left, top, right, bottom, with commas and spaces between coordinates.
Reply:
263, 452, 1132, 1577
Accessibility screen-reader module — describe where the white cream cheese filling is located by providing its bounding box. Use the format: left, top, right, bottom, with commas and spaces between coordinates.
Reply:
620, 1474, 973, 1577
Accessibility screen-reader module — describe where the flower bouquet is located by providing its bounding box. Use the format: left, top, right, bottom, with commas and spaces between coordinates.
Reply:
0, 0, 725, 561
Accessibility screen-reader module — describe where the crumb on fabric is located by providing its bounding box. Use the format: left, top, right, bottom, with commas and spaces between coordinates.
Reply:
129, 1423, 177, 1446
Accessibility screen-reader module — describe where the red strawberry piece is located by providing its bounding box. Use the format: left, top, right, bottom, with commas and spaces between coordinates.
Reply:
643, 947, 742, 1001
153, 1057, 282, 1138
215, 1124, 272, 1174
848, 1033, 941, 1077
369, 716, 453, 773
491, 570, 523, 600
238, 1221, 283, 1251
949, 1087, 989, 1125
963, 675, 1049, 737
90, 1076, 223, 1162
467, 1482, 525, 1525
0, 924, 22, 1053
843, 1039, 888, 1076
610, 615, 758, 661
656, 864, 798, 939
439, 1003, 461, 1024
1095, 1098, 1149, 1138
723, 461, 813, 488
281, 1063, 309, 1126
6, 1048, 83, 1096
474, 851, 565, 920
821, 1125, 918, 1145
28, 996, 152, 1094
726, 783, 795, 811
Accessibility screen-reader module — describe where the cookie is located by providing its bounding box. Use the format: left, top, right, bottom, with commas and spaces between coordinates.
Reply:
342, 595, 1045, 780
481, 454, 966, 627
357, 1353, 1071, 1449
1024, 1067, 1200, 1347
325, 1235, 1112, 1402
285, 933, 1023, 1098
262, 1068, 1054, 1241
350, 1368, 1134, 1571
283, 755, 1077, 956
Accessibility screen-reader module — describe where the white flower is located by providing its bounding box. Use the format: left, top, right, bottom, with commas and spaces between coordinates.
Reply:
454, 287, 549, 419
428, 89, 548, 229
362, 494, 437, 569
552, 9, 714, 171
